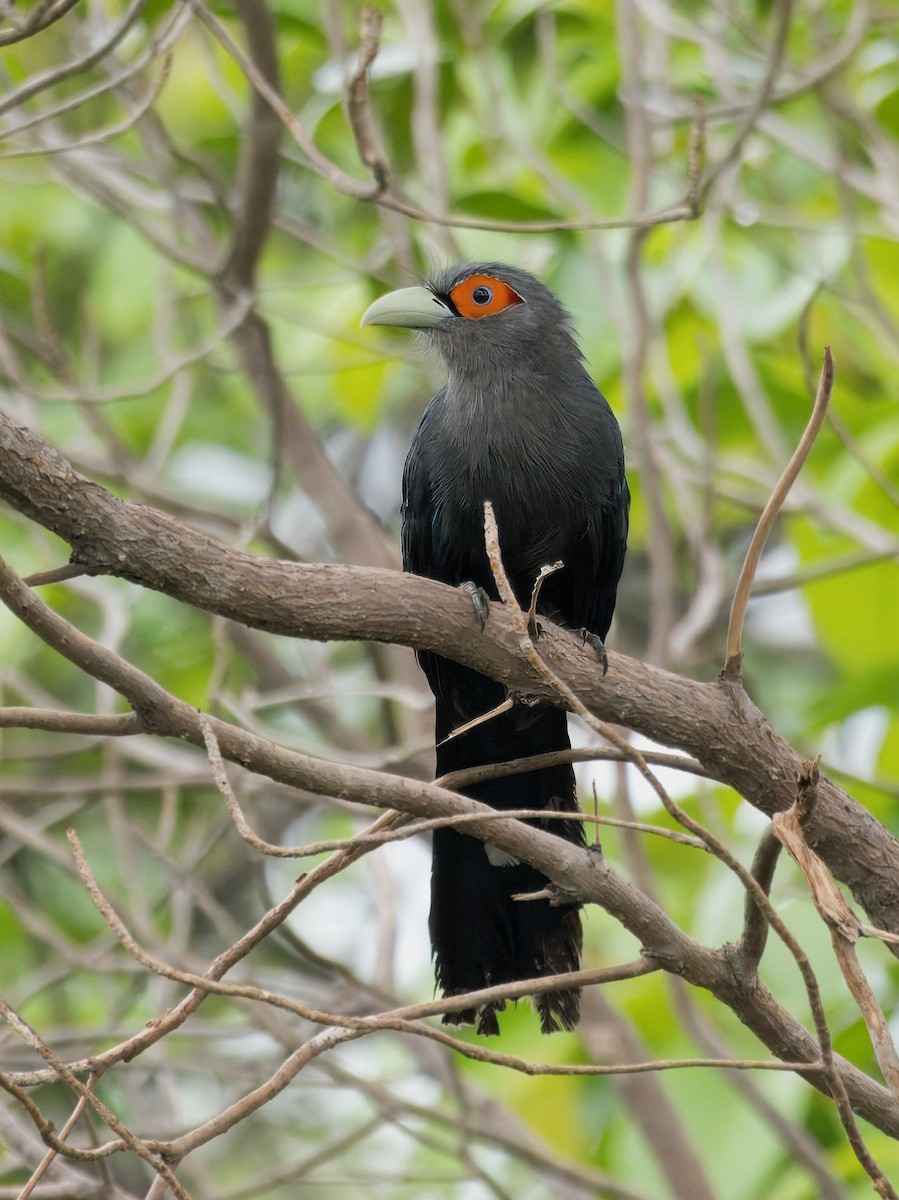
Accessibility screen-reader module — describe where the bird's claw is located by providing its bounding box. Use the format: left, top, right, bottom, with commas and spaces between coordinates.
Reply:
580, 628, 609, 675
527, 617, 544, 640
461, 581, 490, 631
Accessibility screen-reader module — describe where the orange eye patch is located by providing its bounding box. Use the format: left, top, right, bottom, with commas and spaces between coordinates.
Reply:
448, 274, 525, 319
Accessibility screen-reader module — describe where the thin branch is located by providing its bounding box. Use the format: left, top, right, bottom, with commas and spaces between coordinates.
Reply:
207, 742, 707, 859
0, 56, 173, 160
189, 0, 695, 234
739, 826, 783, 969
3, 292, 254, 404
773, 770, 899, 1109
0, 1000, 191, 1198
0, 2, 189, 141
345, 6, 390, 192
483, 499, 897, 1184
15, 1074, 98, 1200
438, 745, 715, 787
187, 0, 378, 200
724, 347, 835, 679
0, 708, 139, 735
57, 835, 829, 1097
0, 0, 151, 119
698, 0, 795, 200
0, 0, 81, 46
1, 411, 899, 947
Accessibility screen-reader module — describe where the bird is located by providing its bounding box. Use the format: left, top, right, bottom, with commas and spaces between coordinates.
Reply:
361, 263, 629, 1035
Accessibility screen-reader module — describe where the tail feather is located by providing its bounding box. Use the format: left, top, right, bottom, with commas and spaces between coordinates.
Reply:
428, 660, 584, 1034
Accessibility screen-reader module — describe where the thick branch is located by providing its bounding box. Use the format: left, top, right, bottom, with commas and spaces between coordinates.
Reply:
2, 411, 897, 943
0, 552, 897, 1135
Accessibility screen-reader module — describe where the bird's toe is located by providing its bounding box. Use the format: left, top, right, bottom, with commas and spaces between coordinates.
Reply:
581, 629, 609, 675
461, 581, 490, 630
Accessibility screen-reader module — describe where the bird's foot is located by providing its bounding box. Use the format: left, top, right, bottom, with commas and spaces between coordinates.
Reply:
527, 616, 544, 640
580, 629, 609, 675
460, 581, 490, 630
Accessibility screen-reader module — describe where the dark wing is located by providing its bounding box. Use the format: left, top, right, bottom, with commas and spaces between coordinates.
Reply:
576, 470, 630, 641
537, 387, 630, 643
400, 389, 443, 581
402, 390, 461, 705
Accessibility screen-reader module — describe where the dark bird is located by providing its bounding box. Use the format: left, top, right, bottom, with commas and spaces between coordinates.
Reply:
362, 264, 629, 1035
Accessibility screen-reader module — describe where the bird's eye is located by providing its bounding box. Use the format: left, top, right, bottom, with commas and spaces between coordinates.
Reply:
448, 274, 525, 319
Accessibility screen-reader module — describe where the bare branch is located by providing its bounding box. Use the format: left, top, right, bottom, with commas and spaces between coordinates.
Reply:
0, 549, 894, 1130
345, 6, 390, 193
725, 347, 835, 678
0, 0, 81, 48
0, 999, 191, 1197
0, 0, 151, 119
1, 411, 898, 947
773, 772, 899, 1108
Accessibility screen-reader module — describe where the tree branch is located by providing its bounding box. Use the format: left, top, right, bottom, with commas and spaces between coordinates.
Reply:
2, 410, 897, 945
0, 535, 898, 1134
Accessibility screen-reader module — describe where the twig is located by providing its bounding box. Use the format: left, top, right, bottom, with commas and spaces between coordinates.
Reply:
65, 839, 662, 1038
0, 1069, 115, 1164
698, 0, 795, 200
15, 1075, 98, 1200
438, 745, 715, 787
483, 498, 896, 1189
438, 695, 514, 743
0, 999, 191, 1197
0, 1, 189, 140
206, 714, 704, 862
212, 777, 706, 859
0, 55, 173, 160
739, 827, 783, 968
0, 0, 149, 119
345, 6, 390, 192
773, 767, 899, 1110
188, 0, 380, 200
1, 514, 898, 1133
0, 708, 139, 735
527, 560, 563, 633
25, 844, 824, 1096
4, 291, 254, 404
190, 0, 695, 235
724, 347, 834, 680
22, 563, 95, 586
0, 0, 81, 48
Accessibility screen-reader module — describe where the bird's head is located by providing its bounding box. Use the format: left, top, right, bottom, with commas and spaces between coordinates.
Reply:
361, 263, 581, 377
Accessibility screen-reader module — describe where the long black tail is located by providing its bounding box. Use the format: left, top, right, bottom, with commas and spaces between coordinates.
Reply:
428, 659, 584, 1036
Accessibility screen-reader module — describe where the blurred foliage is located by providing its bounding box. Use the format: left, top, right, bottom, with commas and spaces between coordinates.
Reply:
1, 0, 899, 1197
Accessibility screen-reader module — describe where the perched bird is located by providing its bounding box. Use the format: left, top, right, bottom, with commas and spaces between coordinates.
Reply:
362, 264, 629, 1035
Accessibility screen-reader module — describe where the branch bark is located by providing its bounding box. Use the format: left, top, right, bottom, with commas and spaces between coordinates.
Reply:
3, 414, 899, 1138
1, 549, 898, 1136
2, 410, 897, 941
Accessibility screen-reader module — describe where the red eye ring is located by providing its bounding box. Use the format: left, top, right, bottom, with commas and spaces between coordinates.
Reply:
449, 274, 524, 319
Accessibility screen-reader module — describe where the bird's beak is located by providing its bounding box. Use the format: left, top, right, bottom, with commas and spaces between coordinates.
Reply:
360, 286, 453, 330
